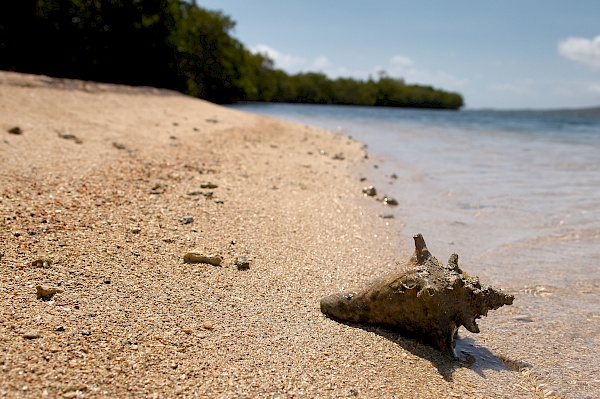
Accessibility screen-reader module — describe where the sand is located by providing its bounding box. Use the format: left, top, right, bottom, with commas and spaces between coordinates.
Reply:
0, 71, 541, 398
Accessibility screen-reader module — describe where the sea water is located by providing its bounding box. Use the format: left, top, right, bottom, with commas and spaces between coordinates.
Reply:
229, 102, 600, 398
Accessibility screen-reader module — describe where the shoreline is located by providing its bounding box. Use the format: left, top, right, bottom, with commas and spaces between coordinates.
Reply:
1, 71, 536, 398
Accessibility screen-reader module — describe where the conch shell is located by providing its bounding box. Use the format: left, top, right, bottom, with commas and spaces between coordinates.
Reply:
320, 234, 514, 358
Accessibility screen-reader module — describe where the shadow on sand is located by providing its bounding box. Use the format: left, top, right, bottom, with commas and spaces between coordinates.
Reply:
352, 323, 518, 382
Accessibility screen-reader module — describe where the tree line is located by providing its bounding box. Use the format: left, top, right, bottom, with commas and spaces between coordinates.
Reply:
0, 1, 464, 109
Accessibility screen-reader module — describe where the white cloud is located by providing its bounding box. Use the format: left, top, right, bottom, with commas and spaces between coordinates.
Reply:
558, 35, 600, 69
586, 83, 600, 94
250, 44, 336, 75
390, 55, 414, 66
385, 55, 467, 90
488, 81, 536, 97
250, 44, 306, 70
312, 56, 333, 70
249, 45, 466, 91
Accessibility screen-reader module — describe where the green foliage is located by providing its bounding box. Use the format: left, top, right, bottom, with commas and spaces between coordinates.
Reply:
0, 1, 464, 109
1, 0, 178, 87
247, 71, 463, 109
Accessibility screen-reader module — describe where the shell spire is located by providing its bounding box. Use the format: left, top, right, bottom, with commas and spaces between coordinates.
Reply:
412, 233, 431, 264
320, 234, 514, 358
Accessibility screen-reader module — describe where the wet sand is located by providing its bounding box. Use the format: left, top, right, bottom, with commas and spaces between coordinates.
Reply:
1, 71, 539, 398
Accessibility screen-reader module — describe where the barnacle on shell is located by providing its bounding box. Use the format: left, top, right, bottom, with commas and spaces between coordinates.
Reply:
320, 234, 514, 358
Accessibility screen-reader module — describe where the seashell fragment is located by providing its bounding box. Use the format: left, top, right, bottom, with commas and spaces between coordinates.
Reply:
183, 250, 222, 266
36, 285, 64, 300
320, 234, 514, 358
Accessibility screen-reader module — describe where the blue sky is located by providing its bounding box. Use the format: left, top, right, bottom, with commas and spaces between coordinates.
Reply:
199, 1, 600, 109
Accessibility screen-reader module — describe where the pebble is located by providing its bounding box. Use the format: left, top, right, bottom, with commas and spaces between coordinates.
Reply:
150, 183, 165, 194
188, 190, 215, 198
382, 195, 399, 206
54, 326, 65, 332
23, 330, 41, 339
181, 216, 194, 224
235, 256, 250, 270
203, 321, 214, 330
30, 257, 53, 268
58, 131, 83, 144
200, 182, 218, 189
8, 126, 22, 135
363, 186, 377, 196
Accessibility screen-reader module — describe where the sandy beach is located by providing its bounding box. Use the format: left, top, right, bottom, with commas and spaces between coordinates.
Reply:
1, 71, 540, 398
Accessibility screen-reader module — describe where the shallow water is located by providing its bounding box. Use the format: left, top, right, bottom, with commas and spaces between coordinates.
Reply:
230, 102, 600, 398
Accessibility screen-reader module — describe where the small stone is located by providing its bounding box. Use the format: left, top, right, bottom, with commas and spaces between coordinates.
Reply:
150, 183, 165, 194
332, 153, 345, 160
36, 285, 64, 300
58, 132, 76, 140
103, 278, 111, 284
380, 214, 395, 219
200, 182, 218, 189
23, 330, 41, 339
181, 216, 194, 224
54, 326, 65, 332
203, 321, 214, 330
30, 257, 53, 268
183, 250, 222, 266
131, 227, 141, 234
81, 330, 91, 336
215, 199, 224, 204
8, 126, 22, 135
58, 131, 83, 144
112, 142, 126, 150
235, 256, 250, 270
382, 195, 399, 206
362, 186, 377, 196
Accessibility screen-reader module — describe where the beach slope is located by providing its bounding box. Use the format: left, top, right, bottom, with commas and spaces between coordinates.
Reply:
0, 72, 535, 398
